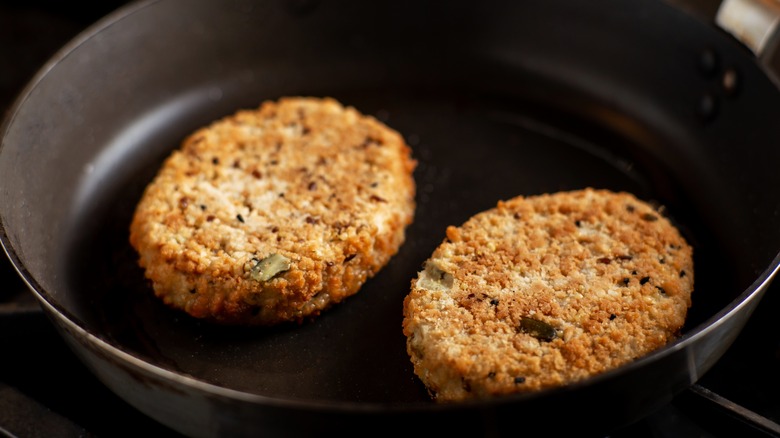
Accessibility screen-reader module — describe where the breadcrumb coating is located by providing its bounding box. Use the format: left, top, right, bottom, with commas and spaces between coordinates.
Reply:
130, 97, 417, 326
403, 188, 693, 402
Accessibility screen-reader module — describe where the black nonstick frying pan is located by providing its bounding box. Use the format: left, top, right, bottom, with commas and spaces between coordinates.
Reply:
2, 0, 780, 436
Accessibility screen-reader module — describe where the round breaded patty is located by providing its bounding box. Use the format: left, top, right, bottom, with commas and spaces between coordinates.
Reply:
402, 188, 693, 402
129, 97, 416, 326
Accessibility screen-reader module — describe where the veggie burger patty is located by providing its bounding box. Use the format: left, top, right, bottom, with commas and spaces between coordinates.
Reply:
402, 188, 694, 402
129, 97, 417, 326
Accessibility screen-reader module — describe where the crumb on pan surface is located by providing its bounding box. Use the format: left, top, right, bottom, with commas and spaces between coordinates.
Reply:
129, 97, 417, 326
402, 188, 694, 402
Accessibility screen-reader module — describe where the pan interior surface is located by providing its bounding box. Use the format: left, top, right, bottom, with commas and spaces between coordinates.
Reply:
2, 0, 780, 410
64, 84, 738, 403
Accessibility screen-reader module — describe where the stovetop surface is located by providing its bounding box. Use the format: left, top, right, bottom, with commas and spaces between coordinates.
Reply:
2, 1, 780, 437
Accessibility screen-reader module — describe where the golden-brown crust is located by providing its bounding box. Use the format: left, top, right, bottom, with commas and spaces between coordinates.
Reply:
129, 97, 416, 326
402, 188, 693, 402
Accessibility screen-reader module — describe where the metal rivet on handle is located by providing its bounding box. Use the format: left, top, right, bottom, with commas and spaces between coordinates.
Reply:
698, 93, 719, 122
722, 68, 740, 96
699, 48, 719, 78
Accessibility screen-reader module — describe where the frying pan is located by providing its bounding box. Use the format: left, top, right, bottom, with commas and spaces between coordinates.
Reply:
2, 0, 780, 436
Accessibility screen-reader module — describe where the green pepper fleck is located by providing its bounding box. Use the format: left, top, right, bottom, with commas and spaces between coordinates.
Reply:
250, 254, 291, 282
520, 317, 557, 342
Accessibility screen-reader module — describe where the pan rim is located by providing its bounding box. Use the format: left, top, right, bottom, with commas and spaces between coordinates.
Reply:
3, 223, 777, 413
1, 0, 779, 419
0, 0, 157, 143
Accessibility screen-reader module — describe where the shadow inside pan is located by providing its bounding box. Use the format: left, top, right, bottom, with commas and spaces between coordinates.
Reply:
63, 81, 738, 404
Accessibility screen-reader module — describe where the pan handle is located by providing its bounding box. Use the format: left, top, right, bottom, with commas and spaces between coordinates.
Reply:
716, 0, 780, 62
